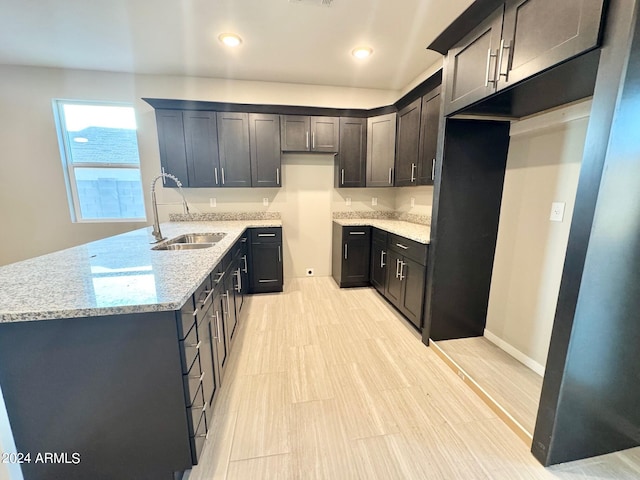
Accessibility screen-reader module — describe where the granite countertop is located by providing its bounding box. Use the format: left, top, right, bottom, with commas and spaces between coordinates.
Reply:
333, 218, 430, 244
0, 220, 281, 323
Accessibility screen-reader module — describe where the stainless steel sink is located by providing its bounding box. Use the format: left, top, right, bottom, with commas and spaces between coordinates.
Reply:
152, 232, 226, 251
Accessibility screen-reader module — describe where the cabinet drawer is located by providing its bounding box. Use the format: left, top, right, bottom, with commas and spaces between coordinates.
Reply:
189, 407, 208, 465
388, 234, 428, 266
186, 385, 206, 436
182, 354, 203, 406
177, 298, 197, 340
372, 227, 388, 245
193, 276, 213, 307
179, 322, 200, 374
343, 226, 370, 238
250, 227, 282, 243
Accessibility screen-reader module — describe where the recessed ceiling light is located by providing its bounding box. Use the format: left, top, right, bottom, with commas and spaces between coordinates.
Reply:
352, 47, 373, 59
219, 33, 242, 48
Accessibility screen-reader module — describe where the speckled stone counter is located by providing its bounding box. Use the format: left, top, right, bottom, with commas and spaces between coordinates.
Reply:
0, 220, 281, 323
332, 219, 430, 244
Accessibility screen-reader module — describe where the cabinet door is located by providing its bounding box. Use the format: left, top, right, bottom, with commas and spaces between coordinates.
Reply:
400, 257, 426, 329
155, 109, 189, 186
250, 113, 282, 187
443, 5, 504, 116
418, 88, 441, 186
385, 249, 403, 307
217, 112, 252, 187
222, 272, 238, 346
280, 115, 310, 151
337, 117, 366, 188
211, 291, 228, 385
370, 239, 387, 294
183, 111, 220, 187
499, 0, 605, 90
366, 113, 396, 187
250, 242, 283, 293
199, 304, 218, 406
395, 98, 422, 186
240, 236, 250, 300
311, 116, 339, 152
342, 228, 371, 284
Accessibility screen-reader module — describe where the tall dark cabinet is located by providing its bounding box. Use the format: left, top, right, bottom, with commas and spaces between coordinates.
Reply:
417, 87, 441, 185
336, 117, 367, 188
249, 113, 281, 188
394, 98, 422, 186
216, 112, 252, 187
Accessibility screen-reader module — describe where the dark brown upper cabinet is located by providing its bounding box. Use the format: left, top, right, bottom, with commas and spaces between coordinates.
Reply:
443, 6, 504, 116
336, 117, 367, 188
249, 113, 281, 188
216, 112, 252, 187
155, 110, 220, 188
417, 86, 441, 186
395, 98, 422, 186
498, 0, 606, 90
366, 112, 397, 187
444, 0, 605, 115
280, 115, 339, 153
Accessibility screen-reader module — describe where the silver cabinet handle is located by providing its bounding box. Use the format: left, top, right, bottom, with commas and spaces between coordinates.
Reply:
276, 167, 280, 185
396, 243, 409, 250
349, 231, 366, 235
221, 167, 226, 185
306, 131, 310, 149
161, 167, 166, 185
214, 167, 219, 185
485, 48, 499, 87
341, 169, 345, 185
399, 261, 406, 281
242, 254, 248, 273
431, 159, 435, 181
344, 244, 348, 260
312, 131, 315, 149
225, 290, 231, 315
497, 39, 511, 80
215, 311, 221, 342
235, 268, 242, 292
388, 167, 393, 185
188, 371, 205, 382
259, 279, 279, 283
187, 341, 202, 350
278, 245, 282, 262
395, 258, 401, 278
215, 271, 225, 283
258, 233, 276, 237
380, 250, 386, 268
410, 163, 416, 182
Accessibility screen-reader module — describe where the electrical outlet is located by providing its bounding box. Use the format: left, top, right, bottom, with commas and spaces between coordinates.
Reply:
306, 268, 314, 277
410, 197, 415, 208
346, 197, 351, 206
263, 198, 269, 206
550, 202, 566, 222
372, 197, 378, 206
209, 198, 216, 208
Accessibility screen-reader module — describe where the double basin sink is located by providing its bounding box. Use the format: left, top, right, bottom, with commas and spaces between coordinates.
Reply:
152, 233, 227, 251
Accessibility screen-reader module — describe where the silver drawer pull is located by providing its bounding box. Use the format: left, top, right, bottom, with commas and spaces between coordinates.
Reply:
196, 433, 207, 439
188, 371, 205, 382
349, 232, 366, 235
258, 279, 279, 283
242, 254, 248, 273
192, 401, 207, 413
396, 243, 409, 250
258, 233, 276, 237
241, 237, 247, 243
197, 289, 213, 305
215, 271, 225, 283
187, 341, 202, 350
395, 258, 401, 279
380, 250, 386, 268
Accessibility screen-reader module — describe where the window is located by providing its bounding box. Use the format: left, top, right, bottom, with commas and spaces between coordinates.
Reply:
53, 100, 146, 222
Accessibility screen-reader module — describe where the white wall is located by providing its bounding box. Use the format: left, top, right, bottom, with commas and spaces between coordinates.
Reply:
0, 64, 398, 268
394, 185, 434, 216
485, 101, 590, 370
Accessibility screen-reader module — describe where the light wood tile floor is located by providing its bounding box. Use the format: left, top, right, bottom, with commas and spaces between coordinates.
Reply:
186, 277, 640, 480
435, 336, 543, 436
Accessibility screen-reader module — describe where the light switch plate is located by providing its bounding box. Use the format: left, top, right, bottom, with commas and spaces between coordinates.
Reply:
263, 198, 269, 206
550, 202, 566, 222
372, 197, 378, 206
346, 197, 351, 206
209, 198, 216, 207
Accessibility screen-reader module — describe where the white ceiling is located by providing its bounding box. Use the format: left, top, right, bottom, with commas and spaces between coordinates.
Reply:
0, 0, 473, 91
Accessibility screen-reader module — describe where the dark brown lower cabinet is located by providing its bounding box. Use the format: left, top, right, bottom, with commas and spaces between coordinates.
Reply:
370, 229, 388, 294
248, 227, 284, 293
332, 224, 371, 287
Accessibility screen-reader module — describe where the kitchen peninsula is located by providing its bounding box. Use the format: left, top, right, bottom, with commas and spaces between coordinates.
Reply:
0, 218, 282, 480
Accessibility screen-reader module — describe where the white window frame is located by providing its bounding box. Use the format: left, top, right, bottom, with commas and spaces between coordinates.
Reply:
52, 99, 147, 223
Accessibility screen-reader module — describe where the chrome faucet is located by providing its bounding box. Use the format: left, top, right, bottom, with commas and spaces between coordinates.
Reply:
150, 172, 190, 243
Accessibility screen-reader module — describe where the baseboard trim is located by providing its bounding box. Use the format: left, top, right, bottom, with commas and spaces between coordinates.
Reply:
483, 329, 546, 377
429, 339, 533, 447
